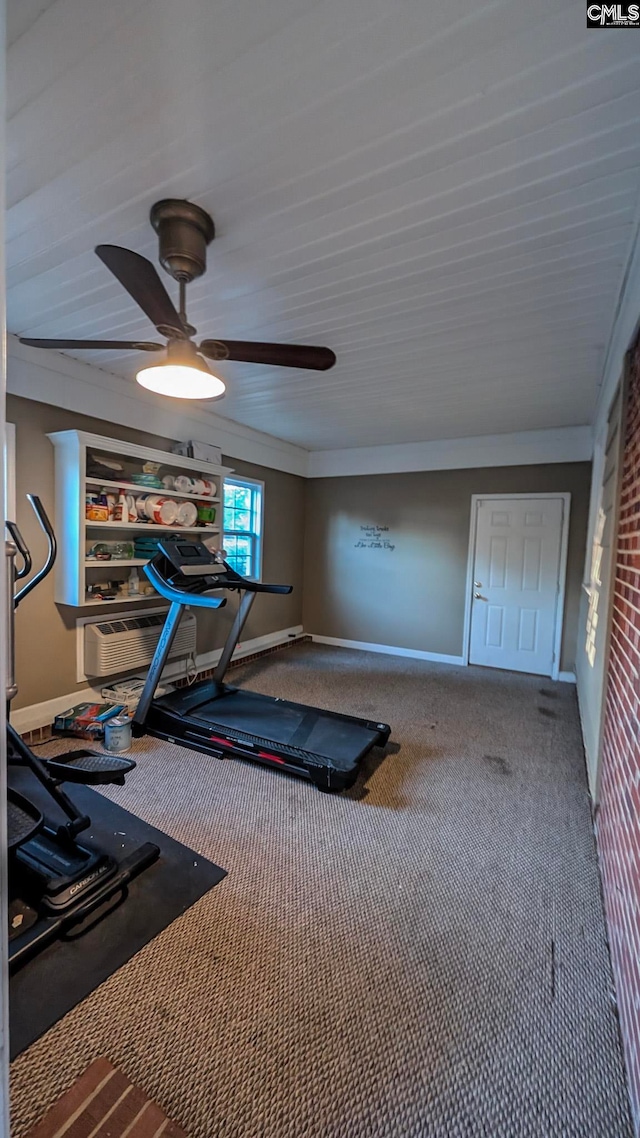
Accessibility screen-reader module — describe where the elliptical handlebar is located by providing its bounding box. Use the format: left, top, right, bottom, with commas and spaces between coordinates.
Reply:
13, 494, 57, 607
6, 522, 32, 580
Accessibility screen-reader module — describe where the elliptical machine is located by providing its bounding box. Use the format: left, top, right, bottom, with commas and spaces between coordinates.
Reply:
6, 495, 159, 971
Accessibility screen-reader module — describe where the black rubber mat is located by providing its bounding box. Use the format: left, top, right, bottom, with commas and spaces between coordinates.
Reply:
9, 766, 227, 1059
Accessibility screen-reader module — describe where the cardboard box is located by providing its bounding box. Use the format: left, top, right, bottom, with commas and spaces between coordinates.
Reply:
53, 702, 126, 740
171, 440, 222, 466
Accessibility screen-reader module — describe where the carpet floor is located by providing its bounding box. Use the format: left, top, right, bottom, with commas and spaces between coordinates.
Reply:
10, 644, 633, 1137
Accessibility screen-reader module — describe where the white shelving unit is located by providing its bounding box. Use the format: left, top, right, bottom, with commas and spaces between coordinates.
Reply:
85, 477, 221, 502
85, 521, 208, 532
48, 429, 232, 607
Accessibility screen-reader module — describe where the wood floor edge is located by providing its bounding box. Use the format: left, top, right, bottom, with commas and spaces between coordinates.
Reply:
22, 1057, 189, 1138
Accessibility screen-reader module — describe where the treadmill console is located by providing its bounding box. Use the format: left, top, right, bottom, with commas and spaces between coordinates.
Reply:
157, 538, 226, 577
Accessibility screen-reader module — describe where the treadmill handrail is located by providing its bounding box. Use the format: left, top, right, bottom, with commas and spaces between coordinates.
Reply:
202, 560, 292, 594
144, 560, 228, 608
149, 545, 293, 596
242, 580, 292, 595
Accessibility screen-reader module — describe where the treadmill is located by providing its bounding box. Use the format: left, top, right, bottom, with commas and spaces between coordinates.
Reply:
133, 538, 391, 791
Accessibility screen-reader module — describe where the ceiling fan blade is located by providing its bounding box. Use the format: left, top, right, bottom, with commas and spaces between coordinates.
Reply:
95, 245, 186, 336
199, 339, 336, 371
19, 338, 163, 352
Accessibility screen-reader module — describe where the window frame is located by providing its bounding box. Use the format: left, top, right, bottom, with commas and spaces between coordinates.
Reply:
222, 475, 264, 581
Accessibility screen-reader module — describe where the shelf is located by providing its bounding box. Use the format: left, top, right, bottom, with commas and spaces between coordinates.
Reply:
85, 477, 220, 502
49, 429, 233, 480
81, 594, 164, 607
85, 559, 150, 567
85, 522, 220, 533
48, 429, 231, 607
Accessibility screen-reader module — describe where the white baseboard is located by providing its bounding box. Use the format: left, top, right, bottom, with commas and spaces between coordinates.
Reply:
12, 626, 574, 733
181, 624, 304, 675
12, 624, 304, 734
10, 689, 102, 736
310, 634, 577, 681
310, 634, 465, 666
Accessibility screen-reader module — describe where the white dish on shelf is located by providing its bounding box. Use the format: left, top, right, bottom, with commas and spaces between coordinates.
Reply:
174, 475, 196, 494
85, 476, 220, 502
176, 499, 198, 526
144, 495, 179, 525
85, 521, 219, 532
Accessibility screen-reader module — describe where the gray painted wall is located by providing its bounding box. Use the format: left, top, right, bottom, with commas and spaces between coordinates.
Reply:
303, 463, 592, 673
8, 394, 305, 709
9, 390, 592, 711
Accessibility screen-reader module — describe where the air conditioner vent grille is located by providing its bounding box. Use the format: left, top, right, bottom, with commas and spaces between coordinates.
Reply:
96, 614, 168, 637
84, 611, 196, 678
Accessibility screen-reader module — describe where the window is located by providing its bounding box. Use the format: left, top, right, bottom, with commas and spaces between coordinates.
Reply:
223, 477, 263, 579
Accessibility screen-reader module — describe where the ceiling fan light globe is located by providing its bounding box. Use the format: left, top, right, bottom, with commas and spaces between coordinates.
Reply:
136, 362, 225, 401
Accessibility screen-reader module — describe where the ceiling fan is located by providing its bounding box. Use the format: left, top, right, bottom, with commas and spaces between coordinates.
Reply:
19, 199, 336, 400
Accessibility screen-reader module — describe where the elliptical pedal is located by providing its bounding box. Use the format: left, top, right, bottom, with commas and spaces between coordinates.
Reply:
7, 789, 43, 850
43, 750, 136, 786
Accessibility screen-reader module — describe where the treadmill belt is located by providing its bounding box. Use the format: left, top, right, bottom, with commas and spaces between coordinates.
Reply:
289, 709, 323, 748
179, 690, 379, 766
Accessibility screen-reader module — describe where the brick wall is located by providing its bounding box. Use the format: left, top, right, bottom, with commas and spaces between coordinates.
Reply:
598, 328, 640, 1132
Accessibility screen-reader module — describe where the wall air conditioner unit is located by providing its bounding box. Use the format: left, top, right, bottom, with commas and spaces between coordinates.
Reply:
84, 611, 196, 678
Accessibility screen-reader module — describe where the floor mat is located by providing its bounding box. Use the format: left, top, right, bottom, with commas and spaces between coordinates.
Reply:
24, 1056, 188, 1137
10, 768, 226, 1060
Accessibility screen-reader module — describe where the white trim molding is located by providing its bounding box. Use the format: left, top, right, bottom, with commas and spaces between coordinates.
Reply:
8, 336, 596, 481
15, 623, 304, 734
594, 205, 640, 441
311, 634, 576, 682
558, 672, 576, 684
8, 335, 309, 478
223, 473, 265, 582
310, 634, 464, 666
192, 624, 303, 674
307, 426, 592, 479
462, 493, 571, 682
14, 620, 576, 734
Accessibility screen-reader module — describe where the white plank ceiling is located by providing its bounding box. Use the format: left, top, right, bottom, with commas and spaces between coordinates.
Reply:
6, 0, 640, 451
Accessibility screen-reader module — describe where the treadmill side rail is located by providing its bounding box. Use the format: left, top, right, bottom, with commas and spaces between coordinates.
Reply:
134, 599, 185, 728
144, 690, 391, 793
213, 591, 256, 684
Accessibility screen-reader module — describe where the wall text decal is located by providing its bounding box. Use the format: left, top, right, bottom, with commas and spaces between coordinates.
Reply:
354, 524, 396, 551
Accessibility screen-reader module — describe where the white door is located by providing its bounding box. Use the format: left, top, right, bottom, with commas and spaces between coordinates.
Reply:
469, 497, 565, 676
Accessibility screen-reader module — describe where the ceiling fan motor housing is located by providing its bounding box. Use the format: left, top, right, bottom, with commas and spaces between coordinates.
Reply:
150, 199, 215, 283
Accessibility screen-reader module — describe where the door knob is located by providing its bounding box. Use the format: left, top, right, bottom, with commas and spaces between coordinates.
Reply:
474, 592, 487, 600
474, 580, 482, 587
